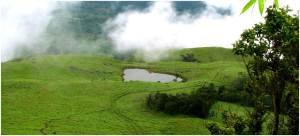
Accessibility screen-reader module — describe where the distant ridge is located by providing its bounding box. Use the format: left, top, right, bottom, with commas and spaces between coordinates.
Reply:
125, 47, 243, 63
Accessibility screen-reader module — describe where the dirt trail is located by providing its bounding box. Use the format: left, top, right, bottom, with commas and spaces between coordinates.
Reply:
40, 111, 100, 135
40, 119, 59, 135
40, 122, 50, 135
212, 68, 226, 82
111, 92, 146, 134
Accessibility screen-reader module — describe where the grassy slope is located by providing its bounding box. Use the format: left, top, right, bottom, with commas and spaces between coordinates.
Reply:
125, 47, 244, 63
2, 48, 251, 135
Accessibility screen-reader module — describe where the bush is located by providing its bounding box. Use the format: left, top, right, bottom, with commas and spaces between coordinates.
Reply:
146, 84, 217, 118
231, 72, 248, 91
207, 104, 268, 135
217, 85, 255, 107
216, 73, 257, 107
180, 53, 198, 62
206, 122, 235, 135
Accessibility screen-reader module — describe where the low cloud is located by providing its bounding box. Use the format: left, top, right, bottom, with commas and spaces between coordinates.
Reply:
1, 1, 106, 62
1, 1, 57, 62
104, 1, 298, 62
104, 1, 257, 62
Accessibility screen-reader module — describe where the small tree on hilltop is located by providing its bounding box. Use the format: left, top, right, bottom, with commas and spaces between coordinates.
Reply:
232, 5, 299, 135
181, 53, 197, 62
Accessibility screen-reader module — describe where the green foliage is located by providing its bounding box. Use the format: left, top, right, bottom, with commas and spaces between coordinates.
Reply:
233, 5, 299, 134
278, 83, 299, 134
285, 87, 299, 135
216, 73, 256, 107
246, 95, 269, 134
274, 0, 279, 9
240, 0, 279, 15
231, 72, 248, 91
206, 122, 235, 135
240, 0, 257, 15
207, 96, 269, 135
258, 0, 265, 16
218, 88, 252, 106
222, 110, 246, 134
146, 84, 217, 118
206, 110, 246, 135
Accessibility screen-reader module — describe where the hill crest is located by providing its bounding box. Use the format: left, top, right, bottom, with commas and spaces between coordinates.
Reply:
125, 47, 243, 63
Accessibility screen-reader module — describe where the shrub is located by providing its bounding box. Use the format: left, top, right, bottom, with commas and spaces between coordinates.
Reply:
206, 122, 235, 135
207, 104, 268, 135
180, 53, 197, 62
146, 84, 217, 118
231, 72, 248, 92
217, 73, 257, 107
217, 86, 255, 107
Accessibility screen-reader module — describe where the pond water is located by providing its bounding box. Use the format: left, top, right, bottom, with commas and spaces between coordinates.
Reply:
123, 68, 183, 83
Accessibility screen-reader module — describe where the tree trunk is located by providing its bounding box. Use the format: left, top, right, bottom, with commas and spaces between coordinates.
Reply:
272, 95, 281, 135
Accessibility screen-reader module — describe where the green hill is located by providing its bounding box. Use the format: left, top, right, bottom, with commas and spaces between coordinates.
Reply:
125, 47, 244, 63
2, 55, 122, 82
1, 48, 254, 135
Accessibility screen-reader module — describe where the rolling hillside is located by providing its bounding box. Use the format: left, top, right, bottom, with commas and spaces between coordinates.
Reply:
125, 47, 244, 63
1, 47, 252, 135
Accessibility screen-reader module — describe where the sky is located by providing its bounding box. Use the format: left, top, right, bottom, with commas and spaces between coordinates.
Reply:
1, 0, 299, 62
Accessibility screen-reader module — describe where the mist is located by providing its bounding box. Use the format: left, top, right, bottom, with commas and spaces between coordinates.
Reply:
104, 1, 299, 62
1, 1, 112, 62
1, 1, 57, 62
104, 1, 256, 62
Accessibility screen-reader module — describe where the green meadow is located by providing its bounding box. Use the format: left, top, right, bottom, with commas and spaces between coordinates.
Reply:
2, 47, 260, 135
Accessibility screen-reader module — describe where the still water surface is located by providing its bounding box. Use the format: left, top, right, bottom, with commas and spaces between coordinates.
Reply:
123, 68, 183, 83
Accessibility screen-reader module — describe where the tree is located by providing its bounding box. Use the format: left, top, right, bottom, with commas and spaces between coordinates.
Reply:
232, 5, 299, 135
180, 53, 197, 62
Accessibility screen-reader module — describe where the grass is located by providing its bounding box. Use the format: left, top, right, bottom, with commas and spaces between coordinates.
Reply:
1, 47, 252, 135
125, 47, 244, 63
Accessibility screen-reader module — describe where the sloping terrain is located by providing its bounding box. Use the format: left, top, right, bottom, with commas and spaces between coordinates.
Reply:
125, 47, 244, 63
1, 47, 249, 135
